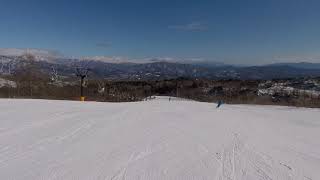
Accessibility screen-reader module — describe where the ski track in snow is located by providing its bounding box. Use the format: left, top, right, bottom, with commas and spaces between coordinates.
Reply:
0, 98, 319, 180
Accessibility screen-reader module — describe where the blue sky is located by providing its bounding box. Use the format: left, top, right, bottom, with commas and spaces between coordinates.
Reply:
1, 0, 320, 64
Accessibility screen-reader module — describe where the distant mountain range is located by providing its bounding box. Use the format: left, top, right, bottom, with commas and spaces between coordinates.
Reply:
266, 62, 320, 70
0, 48, 319, 80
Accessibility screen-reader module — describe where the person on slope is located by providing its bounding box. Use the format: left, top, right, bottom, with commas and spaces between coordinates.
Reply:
216, 100, 224, 108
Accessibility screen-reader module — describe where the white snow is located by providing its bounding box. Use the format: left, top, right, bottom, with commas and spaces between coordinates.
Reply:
0, 78, 17, 88
0, 97, 319, 180
258, 81, 320, 97
258, 84, 320, 97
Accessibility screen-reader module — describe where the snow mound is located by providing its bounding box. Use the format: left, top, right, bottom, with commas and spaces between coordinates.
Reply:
0, 98, 319, 180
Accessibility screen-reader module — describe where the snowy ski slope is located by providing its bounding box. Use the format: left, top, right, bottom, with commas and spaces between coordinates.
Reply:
0, 97, 319, 180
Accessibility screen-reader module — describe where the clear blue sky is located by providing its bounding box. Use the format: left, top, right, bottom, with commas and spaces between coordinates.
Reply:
1, 0, 320, 64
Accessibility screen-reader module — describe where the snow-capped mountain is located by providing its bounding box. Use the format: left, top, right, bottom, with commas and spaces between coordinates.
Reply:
0, 48, 61, 62
1, 48, 320, 80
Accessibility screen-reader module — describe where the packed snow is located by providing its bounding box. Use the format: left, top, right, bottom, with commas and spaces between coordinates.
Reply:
0, 97, 319, 180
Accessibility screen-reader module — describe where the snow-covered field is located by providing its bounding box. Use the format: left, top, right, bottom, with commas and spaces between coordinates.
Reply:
0, 97, 319, 180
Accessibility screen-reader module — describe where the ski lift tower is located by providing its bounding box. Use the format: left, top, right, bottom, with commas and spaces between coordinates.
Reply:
76, 67, 89, 101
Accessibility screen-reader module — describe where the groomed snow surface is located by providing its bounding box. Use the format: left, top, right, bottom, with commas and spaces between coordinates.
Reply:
0, 97, 319, 180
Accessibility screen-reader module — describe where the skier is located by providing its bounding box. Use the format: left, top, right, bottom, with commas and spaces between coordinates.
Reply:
216, 100, 223, 108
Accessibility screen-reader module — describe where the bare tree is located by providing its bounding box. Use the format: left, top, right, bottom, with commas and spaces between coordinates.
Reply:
50, 66, 59, 82
97, 80, 105, 94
